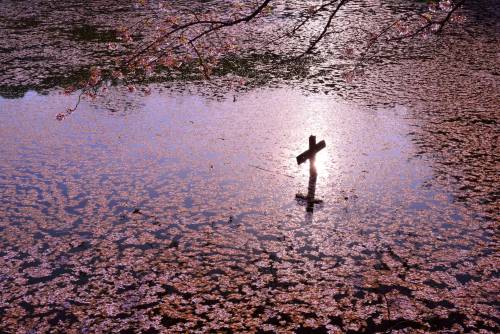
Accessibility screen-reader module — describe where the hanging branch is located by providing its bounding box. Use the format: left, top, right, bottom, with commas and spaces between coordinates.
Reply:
57, 0, 468, 119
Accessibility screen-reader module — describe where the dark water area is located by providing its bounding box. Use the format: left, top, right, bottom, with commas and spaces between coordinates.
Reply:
0, 0, 499, 333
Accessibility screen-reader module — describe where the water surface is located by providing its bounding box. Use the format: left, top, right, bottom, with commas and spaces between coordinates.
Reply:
1, 88, 497, 332
0, 0, 498, 332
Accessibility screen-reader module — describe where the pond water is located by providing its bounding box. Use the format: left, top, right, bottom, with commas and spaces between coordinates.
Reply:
0, 0, 498, 333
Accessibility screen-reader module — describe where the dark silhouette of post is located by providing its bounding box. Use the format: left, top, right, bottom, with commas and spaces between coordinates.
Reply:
296, 135, 326, 212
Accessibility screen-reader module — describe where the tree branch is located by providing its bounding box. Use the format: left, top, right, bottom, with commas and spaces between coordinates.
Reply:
296, 0, 350, 59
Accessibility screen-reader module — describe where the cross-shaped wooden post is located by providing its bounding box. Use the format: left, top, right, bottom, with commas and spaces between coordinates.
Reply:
296, 135, 326, 212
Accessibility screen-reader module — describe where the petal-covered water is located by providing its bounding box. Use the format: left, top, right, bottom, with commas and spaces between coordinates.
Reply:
0, 88, 497, 332
1, 0, 499, 332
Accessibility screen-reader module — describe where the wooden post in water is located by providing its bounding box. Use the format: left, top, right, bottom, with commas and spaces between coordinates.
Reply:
296, 135, 326, 212
308, 135, 317, 176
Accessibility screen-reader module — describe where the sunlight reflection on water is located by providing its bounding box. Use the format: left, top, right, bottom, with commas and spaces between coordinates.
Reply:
0, 87, 439, 223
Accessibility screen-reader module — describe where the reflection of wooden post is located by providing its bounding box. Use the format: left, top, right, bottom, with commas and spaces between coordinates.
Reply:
296, 135, 326, 213
306, 170, 317, 212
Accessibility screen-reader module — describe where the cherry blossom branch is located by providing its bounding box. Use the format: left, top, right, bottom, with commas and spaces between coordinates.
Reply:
57, 0, 470, 120
287, 0, 339, 38
348, 0, 468, 80
125, 0, 272, 67
436, 0, 466, 33
297, 0, 350, 58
